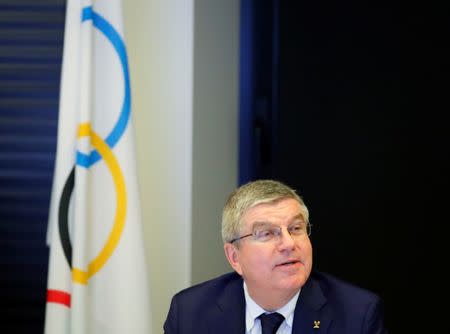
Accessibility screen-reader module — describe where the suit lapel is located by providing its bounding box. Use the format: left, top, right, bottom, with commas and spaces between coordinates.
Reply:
206, 274, 246, 334
292, 276, 333, 334
203, 273, 334, 334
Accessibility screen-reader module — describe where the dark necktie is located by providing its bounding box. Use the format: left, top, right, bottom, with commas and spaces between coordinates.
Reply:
258, 312, 285, 334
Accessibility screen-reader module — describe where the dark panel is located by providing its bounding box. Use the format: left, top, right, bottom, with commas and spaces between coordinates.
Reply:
0, 0, 66, 332
275, 1, 448, 332
242, 0, 448, 332
239, 0, 278, 183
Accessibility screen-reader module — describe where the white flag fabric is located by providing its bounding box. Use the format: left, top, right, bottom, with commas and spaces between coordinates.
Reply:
45, 0, 151, 333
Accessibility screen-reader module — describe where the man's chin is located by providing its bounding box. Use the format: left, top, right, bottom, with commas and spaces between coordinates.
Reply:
275, 275, 305, 292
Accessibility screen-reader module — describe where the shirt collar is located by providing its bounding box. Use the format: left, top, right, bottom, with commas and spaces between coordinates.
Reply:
243, 281, 301, 331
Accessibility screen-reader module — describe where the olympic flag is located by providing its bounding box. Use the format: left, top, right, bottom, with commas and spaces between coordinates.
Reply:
44, 1, 151, 333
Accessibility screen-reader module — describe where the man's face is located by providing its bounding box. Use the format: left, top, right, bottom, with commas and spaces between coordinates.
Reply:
224, 198, 313, 306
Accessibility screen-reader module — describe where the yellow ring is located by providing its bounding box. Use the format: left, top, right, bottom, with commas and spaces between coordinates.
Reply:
72, 123, 127, 285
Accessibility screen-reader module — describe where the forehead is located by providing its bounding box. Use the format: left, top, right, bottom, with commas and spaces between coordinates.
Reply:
241, 198, 304, 227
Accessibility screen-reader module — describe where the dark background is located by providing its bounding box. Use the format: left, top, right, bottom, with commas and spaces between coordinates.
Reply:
0, 1, 64, 333
240, 0, 448, 332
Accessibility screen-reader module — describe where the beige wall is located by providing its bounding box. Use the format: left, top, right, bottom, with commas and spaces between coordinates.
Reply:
191, 0, 239, 284
123, 1, 239, 332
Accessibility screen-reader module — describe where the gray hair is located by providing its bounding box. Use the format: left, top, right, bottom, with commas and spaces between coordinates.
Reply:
221, 179, 309, 243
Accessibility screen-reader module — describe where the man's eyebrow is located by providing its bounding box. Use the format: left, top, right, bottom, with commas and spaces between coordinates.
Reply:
251, 221, 273, 229
291, 213, 305, 222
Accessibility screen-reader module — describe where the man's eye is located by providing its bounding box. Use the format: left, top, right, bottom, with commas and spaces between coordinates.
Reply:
255, 229, 274, 239
290, 224, 304, 234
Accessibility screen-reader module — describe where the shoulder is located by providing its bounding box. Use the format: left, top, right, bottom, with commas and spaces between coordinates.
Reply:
305, 271, 387, 333
164, 272, 243, 332
164, 272, 245, 333
311, 271, 382, 306
172, 271, 242, 305
296, 271, 387, 333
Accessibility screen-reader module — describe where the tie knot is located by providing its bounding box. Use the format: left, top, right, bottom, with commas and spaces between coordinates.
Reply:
258, 312, 285, 334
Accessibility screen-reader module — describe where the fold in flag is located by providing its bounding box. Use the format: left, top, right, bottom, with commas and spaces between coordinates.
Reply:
45, 0, 151, 333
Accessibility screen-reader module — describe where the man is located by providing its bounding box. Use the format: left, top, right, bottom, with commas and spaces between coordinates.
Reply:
164, 179, 388, 333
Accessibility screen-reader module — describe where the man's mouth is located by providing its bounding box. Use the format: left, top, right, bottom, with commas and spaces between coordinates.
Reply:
276, 260, 300, 267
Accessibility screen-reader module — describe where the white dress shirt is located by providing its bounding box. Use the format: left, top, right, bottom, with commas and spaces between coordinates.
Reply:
243, 282, 300, 334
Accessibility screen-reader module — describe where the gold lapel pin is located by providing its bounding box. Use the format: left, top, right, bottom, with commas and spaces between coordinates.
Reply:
313, 320, 320, 329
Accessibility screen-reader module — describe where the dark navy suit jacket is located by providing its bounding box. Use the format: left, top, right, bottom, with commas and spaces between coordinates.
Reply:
164, 271, 388, 334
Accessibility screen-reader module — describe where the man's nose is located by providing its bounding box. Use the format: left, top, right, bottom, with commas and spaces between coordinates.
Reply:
278, 227, 296, 250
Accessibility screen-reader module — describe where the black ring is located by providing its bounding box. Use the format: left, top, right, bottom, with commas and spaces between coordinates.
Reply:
58, 167, 75, 268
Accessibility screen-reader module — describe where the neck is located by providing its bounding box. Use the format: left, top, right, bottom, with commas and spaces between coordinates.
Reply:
247, 286, 299, 311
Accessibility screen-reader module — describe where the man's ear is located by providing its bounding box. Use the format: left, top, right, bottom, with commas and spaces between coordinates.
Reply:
224, 243, 243, 275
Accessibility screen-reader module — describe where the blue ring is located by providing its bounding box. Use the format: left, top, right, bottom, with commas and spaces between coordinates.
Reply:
76, 6, 130, 168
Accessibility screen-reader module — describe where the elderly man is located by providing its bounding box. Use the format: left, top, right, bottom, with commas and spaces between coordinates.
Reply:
164, 179, 388, 334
